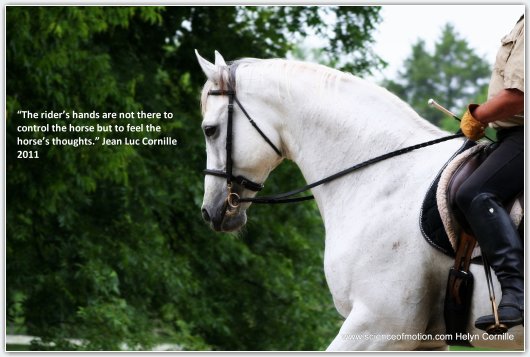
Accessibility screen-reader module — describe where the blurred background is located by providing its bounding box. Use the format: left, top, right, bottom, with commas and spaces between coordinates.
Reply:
5, 5, 522, 351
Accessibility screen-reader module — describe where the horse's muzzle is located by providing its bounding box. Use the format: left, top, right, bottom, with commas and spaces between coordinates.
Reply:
201, 200, 247, 232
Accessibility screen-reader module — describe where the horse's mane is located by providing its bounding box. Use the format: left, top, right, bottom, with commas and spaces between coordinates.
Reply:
203, 58, 443, 136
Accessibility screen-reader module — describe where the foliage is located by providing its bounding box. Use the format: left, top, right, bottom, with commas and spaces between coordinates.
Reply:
6, 6, 382, 350
283, 6, 384, 74
383, 23, 491, 126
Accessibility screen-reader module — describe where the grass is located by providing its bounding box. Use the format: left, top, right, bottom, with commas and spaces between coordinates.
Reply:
6, 344, 31, 351
450, 345, 522, 352
7, 344, 510, 352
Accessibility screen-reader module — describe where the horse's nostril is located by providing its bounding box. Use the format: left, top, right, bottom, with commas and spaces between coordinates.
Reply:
201, 208, 211, 222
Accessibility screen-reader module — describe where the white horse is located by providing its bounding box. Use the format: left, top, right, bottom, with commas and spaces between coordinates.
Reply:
196, 51, 523, 351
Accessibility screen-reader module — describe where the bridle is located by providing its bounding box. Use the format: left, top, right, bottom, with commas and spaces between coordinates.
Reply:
203, 63, 465, 211
203, 63, 283, 211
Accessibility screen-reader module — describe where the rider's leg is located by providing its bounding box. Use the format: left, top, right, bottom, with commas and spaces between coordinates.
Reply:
455, 128, 524, 331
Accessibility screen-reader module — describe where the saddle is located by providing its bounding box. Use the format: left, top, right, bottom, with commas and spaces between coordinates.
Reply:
420, 139, 524, 346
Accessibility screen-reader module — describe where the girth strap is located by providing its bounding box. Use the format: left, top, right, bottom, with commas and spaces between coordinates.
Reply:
233, 95, 282, 157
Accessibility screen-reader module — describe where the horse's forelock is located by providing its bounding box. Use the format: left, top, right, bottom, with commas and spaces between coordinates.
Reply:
200, 81, 214, 116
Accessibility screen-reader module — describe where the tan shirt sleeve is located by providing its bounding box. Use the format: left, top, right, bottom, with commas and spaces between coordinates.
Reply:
488, 17, 524, 128
502, 20, 524, 92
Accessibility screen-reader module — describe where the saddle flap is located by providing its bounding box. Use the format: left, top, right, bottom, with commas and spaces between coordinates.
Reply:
446, 146, 489, 232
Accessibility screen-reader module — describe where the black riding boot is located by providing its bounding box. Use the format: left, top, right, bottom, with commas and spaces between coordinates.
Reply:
466, 193, 524, 331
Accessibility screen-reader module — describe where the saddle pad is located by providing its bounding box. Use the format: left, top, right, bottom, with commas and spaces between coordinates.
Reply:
419, 141, 474, 257
436, 143, 487, 258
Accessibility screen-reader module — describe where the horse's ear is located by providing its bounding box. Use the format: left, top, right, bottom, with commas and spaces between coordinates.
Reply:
214, 51, 227, 67
195, 49, 218, 84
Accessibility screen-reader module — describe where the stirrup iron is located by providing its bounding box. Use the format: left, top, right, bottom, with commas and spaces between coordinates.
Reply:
485, 296, 508, 335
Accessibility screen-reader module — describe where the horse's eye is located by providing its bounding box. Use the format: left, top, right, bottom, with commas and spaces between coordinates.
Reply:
204, 125, 217, 137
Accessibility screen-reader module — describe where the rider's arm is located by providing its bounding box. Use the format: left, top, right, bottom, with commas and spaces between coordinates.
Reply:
472, 88, 524, 124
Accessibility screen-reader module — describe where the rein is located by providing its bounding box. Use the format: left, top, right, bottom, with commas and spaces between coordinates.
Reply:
204, 63, 465, 208
237, 132, 464, 205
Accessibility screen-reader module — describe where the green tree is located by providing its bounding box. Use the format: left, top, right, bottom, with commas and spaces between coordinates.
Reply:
383, 23, 491, 126
6, 6, 382, 351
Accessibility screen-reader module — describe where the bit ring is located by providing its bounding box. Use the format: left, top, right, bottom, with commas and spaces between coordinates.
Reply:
227, 192, 241, 209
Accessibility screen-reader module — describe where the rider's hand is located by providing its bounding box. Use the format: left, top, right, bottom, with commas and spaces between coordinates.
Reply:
461, 104, 486, 141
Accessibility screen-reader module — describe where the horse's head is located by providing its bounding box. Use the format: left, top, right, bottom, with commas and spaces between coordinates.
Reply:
196, 51, 283, 232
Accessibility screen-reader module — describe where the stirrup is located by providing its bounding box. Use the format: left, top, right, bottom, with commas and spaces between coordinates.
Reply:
475, 302, 523, 334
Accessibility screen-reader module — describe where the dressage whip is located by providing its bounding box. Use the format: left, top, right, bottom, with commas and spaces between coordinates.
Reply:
428, 99, 462, 122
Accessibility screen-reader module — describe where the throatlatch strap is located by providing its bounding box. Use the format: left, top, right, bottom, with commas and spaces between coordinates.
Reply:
233, 96, 282, 157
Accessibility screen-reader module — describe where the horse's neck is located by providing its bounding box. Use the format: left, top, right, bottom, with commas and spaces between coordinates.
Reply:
270, 68, 454, 223
280, 74, 439, 177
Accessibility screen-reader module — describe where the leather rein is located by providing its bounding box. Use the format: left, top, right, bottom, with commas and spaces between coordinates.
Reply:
203, 63, 465, 209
